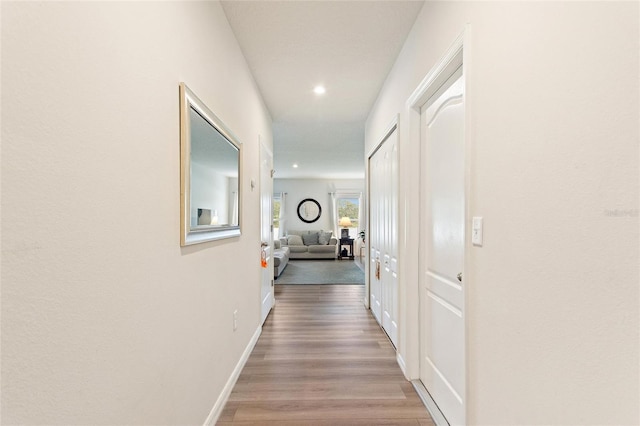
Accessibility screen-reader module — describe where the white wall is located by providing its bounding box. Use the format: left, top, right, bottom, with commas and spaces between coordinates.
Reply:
366, 2, 639, 424
273, 178, 364, 233
1, 2, 271, 424
190, 163, 230, 226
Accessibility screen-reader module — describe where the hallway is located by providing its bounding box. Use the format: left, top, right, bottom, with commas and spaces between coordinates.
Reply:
218, 285, 433, 425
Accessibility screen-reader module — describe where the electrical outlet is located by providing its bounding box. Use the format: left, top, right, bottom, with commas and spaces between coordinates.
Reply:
233, 310, 238, 331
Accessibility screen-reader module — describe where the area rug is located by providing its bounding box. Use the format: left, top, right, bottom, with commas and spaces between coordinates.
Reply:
275, 260, 364, 285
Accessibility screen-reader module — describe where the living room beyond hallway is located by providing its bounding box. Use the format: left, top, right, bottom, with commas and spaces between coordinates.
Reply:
275, 259, 364, 285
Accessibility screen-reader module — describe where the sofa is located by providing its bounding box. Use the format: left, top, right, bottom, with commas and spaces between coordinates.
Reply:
280, 229, 337, 259
273, 239, 290, 278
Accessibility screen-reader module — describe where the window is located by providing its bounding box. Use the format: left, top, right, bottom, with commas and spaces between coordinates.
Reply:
272, 196, 281, 239
337, 197, 360, 238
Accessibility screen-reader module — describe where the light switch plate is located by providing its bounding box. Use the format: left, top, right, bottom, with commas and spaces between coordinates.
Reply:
472, 217, 483, 246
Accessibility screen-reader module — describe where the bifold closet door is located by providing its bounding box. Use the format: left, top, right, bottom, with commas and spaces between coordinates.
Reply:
369, 127, 398, 348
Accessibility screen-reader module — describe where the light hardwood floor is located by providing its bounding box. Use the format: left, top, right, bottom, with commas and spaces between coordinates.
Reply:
218, 284, 434, 425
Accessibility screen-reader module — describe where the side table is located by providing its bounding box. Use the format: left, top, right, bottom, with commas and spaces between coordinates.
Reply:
338, 238, 354, 260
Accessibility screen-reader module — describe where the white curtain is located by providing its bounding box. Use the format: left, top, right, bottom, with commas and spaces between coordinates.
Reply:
330, 192, 338, 237
232, 191, 239, 226
279, 192, 287, 236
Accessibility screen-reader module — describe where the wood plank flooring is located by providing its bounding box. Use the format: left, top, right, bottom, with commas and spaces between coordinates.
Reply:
218, 285, 433, 425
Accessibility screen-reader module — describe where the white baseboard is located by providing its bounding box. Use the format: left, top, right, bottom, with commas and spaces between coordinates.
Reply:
203, 326, 262, 426
411, 380, 448, 426
396, 352, 408, 379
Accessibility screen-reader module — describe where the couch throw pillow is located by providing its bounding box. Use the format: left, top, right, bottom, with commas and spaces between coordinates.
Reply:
302, 232, 319, 246
318, 230, 332, 245
287, 235, 304, 246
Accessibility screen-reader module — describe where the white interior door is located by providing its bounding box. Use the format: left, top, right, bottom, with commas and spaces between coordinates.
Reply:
260, 141, 274, 324
419, 69, 466, 425
369, 127, 399, 347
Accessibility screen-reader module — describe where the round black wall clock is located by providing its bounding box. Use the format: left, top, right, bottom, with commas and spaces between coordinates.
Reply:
297, 198, 322, 223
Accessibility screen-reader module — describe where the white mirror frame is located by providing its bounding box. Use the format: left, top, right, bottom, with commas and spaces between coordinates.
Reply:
180, 82, 242, 246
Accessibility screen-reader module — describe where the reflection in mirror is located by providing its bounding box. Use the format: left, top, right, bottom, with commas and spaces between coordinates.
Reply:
189, 108, 239, 228
180, 83, 242, 246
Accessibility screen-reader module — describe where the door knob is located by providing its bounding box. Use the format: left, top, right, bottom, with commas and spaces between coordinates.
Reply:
457, 272, 462, 282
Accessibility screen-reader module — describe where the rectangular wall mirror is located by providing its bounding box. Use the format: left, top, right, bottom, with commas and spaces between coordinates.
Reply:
180, 83, 242, 246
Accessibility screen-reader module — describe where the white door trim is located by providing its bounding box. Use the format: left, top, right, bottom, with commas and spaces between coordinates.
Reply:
367, 115, 399, 159
259, 139, 274, 325
406, 31, 464, 109
404, 25, 473, 419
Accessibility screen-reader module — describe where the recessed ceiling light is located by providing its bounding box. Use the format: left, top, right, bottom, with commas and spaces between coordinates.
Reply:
313, 85, 326, 95
292, 163, 299, 168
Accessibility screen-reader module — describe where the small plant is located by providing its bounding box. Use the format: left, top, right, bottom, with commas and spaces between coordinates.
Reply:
358, 230, 365, 242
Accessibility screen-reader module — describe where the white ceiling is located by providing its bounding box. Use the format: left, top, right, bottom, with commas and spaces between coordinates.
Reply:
221, 1, 424, 179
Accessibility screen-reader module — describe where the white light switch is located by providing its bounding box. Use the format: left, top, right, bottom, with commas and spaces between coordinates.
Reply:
472, 217, 483, 246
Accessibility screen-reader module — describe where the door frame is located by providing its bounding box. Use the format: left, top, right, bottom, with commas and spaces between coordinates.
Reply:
405, 26, 473, 423
259, 138, 274, 324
